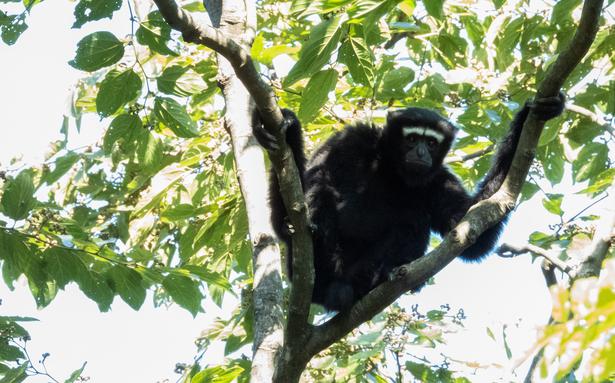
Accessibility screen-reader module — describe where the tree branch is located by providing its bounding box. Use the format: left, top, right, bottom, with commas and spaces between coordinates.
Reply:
444, 144, 495, 164
497, 242, 573, 277
199, 1, 285, 381
572, 182, 615, 279
566, 103, 614, 135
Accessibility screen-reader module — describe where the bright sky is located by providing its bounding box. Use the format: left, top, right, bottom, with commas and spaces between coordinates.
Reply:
0, 1, 609, 382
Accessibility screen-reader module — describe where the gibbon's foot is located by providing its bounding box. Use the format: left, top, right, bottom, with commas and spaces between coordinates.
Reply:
528, 91, 566, 121
252, 110, 293, 151
253, 121, 280, 151
389, 264, 410, 280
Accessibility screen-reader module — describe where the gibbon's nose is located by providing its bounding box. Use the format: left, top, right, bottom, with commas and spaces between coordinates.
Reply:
416, 144, 427, 158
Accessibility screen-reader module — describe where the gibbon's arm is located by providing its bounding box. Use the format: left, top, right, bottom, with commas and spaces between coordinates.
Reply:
431, 93, 566, 261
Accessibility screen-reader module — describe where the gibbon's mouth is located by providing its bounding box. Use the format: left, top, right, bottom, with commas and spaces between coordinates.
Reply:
406, 159, 432, 169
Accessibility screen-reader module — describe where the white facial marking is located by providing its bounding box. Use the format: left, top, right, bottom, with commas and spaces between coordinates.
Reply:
402, 126, 445, 143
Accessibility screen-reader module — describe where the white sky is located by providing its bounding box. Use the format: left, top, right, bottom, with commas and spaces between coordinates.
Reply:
0, 1, 611, 382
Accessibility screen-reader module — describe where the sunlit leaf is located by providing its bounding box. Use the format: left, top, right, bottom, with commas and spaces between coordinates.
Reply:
1, 171, 35, 221
573, 143, 609, 182
73, 0, 122, 28
135, 11, 178, 56
162, 274, 203, 317
103, 113, 143, 154
338, 32, 374, 86
423, 0, 444, 19
153, 97, 199, 138
298, 69, 337, 123
0, 13, 27, 45
64, 362, 87, 383
157, 65, 208, 97
96, 69, 142, 117
69, 31, 125, 72
106, 266, 146, 310
542, 193, 564, 216
284, 15, 345, 86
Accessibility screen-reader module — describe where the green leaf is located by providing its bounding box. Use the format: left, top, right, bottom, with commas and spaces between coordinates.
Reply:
573, 142, 608, 182
76, 270, 114, 312
377, 67, 414, 100
251, 36, 299, 66
577, 168, 615, 195
64, 362, 87, 383
349, 331, 382, 345
135, 11, 178, 57
0, 343, 24, 361
284, 15, 345, 86
0, 14, 27, 45
0, 231, 30, 287
347, 0, 399, 23
538, 140, 565, 185
183, 1, 206, 12
423, 0, 444, 19
499, 17, 523, 54
44, 248, 89, 290
502, 327, 512, 359
398, 0, 416, 17
0, 362, 27, 383
161, 204, 197, 221
492, 0, 505, 9
551, 0, 581, 24
520, 181, 540, 203
25, 255, 58, 308
162, 274, 203, 317
42, 153, 80, 185
157, 65, 208, 97
338, 33, 374, 86
542, 194, 563, 216
136, 130, 163, 173
191, 365, 244, 383
1, 171, 35, 221
69, 31, 125, 72
298, 69, 337, 123
73, 0, 122, 28
538, 119, 561, 146
96, 69, 142, 117
461, 15, 484, 47
103, 113, 143, 154
436, 33, 468, 69
486, 326, 496, 341
426, 309, 445, 320
106, 266, 146, 310
153, 97, 199, 138
182, 265, 231, 290
565, 118, 603, 147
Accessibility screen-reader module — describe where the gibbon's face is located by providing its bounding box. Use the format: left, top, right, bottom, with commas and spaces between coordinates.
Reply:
399, 125, 446, 175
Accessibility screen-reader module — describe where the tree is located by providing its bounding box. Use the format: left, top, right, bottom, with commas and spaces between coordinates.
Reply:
0, 0, 613, 382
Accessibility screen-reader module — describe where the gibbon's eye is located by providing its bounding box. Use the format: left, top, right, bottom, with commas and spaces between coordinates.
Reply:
427, 138, 438, 148
407, 135, 417, 143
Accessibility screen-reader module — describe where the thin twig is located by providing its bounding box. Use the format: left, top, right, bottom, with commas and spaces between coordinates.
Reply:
445, 144, 495, 164
127, 0, 152, 126
497, 242, 573, 277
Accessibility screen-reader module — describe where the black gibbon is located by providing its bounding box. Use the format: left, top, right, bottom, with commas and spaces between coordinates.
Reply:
253, 93, 565, 312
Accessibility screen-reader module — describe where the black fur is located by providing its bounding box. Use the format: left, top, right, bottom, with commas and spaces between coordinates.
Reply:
253, 93, 564, 312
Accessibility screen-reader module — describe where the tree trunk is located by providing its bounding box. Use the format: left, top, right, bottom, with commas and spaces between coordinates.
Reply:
203, 1, 284, 381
